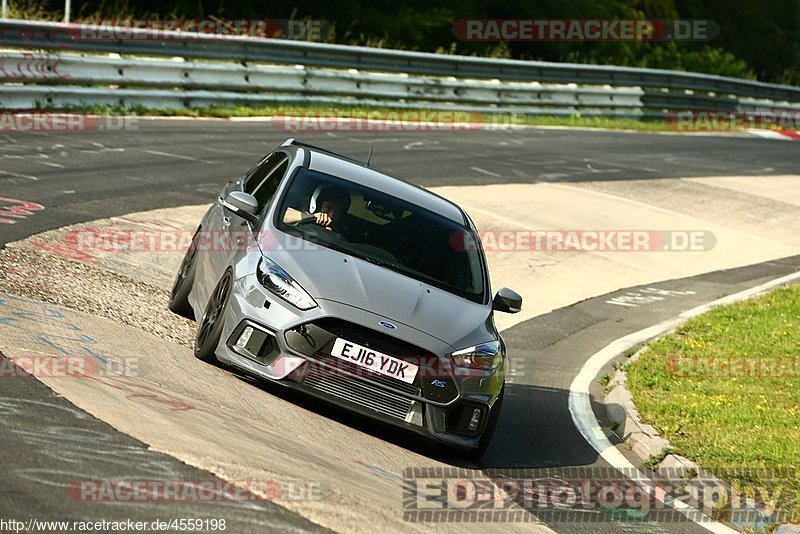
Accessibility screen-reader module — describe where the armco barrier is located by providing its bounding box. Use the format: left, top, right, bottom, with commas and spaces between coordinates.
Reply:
1, 19, 798, 116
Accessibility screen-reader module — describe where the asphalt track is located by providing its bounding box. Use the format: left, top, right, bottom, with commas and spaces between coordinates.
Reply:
2, 122, 800, 248
1, 121, 800, 533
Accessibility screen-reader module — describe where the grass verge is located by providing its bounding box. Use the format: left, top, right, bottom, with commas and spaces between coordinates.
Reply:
626, 283, 800, 522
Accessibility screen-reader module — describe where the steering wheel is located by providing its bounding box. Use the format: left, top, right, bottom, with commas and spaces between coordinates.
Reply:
288, 215, 346, 243
291, 217, 334, 237
290, 216, 320, 226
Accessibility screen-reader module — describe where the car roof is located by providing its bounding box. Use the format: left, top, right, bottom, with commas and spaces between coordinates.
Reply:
285, 141, 466, 224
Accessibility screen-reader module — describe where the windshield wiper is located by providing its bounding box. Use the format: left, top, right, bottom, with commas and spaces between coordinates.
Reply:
361, 255, 388, 267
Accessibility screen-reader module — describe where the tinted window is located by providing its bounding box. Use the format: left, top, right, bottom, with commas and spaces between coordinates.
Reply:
243, 153, 289, 209
243, 153, 285, 196
253, 159, 288, 209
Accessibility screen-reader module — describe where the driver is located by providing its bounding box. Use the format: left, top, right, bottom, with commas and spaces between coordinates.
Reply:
283, 186, 351, 234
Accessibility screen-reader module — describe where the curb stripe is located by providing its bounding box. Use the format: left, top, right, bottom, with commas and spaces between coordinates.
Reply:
569, 269, 800, 533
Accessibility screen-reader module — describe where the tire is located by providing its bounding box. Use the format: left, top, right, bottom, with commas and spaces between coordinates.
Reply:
168, 227, 201, 320
455, 387, 505, 463
194, 270, 233, 364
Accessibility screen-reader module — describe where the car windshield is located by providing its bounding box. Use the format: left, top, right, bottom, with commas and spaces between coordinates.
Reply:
276, 168, 485, 303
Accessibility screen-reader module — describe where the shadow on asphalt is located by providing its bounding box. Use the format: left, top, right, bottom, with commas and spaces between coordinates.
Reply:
228, 369, 619, 474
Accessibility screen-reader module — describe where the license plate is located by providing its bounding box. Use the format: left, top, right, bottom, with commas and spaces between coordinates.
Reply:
330, 338, 419, 384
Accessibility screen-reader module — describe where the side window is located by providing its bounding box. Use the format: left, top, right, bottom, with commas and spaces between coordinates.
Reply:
252, 157, 289, 209
243, 153, 284, 195
242, 153, 289, 209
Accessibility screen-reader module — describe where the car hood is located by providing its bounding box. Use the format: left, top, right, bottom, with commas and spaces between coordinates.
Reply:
262, 238, 493, 352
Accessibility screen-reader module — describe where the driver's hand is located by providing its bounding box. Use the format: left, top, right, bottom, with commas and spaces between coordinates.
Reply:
312, 212, 333, 228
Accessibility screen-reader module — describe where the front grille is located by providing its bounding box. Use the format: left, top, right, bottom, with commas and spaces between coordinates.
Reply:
309, 353, 419, 396
303, 364, 413, 420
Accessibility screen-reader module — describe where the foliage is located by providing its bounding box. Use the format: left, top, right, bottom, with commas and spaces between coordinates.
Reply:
17, 0, 800, 84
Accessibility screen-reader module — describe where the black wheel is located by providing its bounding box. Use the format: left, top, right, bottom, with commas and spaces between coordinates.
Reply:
168, 227, 201, 320
454, 387, 505, 463
194, 270, 232, 363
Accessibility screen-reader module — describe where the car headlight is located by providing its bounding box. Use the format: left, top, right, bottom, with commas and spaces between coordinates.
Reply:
257, 256, 317, 310
451, 340, 502, 370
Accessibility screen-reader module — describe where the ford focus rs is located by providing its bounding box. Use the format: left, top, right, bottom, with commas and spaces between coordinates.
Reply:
168, 138, 522, 458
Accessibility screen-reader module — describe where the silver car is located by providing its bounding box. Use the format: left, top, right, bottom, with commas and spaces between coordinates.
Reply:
169, 139, 522, 459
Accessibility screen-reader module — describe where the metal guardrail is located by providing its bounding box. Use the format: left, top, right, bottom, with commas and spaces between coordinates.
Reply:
1, 19, 799, 116
0, 50, 644, 115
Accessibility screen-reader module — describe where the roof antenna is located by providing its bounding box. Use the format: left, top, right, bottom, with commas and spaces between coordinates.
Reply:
365, 130, 377, 167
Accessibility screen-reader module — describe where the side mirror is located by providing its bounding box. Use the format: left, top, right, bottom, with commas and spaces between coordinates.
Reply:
222, 191, 259, 225
492, 287, 522, 314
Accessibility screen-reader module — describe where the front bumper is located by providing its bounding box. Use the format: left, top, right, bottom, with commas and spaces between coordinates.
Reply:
213, 273, 505, 449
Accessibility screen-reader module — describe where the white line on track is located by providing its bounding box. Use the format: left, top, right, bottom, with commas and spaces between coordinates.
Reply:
569, 269, 800, 534
80, 142, 125, 154
0, 169, 38, 181
403, 141, 424, 150
470, 166, 501, 177
583, 157, 661, 174
403, 140, 444, 150
143, 150, 214, 164
204, 147, 262, 157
